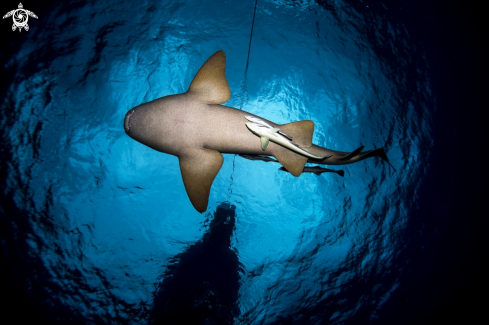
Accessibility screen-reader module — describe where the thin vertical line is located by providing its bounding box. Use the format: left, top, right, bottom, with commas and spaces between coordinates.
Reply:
245, 0, 258, 75
227, 0, 258, 200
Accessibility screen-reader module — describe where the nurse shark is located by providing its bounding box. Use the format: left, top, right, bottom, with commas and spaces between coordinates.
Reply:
124, 50, 393, 212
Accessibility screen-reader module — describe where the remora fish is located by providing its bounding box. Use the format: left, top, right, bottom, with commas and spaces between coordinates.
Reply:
245, 122, 330, 160
124, 50, 393, 212
279, 166, 345, 177
240, 154, 344, 176
244, 115, 293, 140
238, 154, 279, 163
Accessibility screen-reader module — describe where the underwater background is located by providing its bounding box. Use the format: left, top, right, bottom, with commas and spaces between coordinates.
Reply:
0, 0, 485, 324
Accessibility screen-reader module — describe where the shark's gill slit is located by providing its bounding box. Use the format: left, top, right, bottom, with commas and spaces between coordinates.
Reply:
227, 0, 259, 200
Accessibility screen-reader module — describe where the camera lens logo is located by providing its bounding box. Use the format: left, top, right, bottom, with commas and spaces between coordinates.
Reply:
3, 3, 38, 32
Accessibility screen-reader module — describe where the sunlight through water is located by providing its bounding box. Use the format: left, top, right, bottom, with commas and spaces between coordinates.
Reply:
1, 0, 434, 323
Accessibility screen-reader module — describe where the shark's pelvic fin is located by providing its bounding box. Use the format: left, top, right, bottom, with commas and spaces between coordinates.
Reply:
179, 148, 224, 213
260, 136, 270, 150
274, 147, 308, 177
280, 120, 314, 148
338, 145, 365, 161
272, 120, 315, 177
187, 50, 231, 105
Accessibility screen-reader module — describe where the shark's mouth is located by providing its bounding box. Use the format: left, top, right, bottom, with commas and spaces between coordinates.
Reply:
124, 109, 134, 134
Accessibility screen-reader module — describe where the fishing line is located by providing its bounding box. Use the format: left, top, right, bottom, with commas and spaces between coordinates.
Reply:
227, 0, 258, 200
244, 0, 258, 83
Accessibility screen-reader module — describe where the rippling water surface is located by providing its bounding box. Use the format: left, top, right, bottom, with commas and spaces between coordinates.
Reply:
2, 0, 481, 324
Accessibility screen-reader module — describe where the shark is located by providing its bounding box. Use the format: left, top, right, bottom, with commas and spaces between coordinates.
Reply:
124, 50, 393, 212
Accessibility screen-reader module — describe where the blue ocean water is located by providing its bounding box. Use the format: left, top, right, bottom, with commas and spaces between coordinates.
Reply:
1, 0, 485, 324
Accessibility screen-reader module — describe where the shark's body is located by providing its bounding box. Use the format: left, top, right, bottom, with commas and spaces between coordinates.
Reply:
124, 50, 393, 212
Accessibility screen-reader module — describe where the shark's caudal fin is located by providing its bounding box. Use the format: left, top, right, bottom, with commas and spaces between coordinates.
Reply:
179, 148, 224, 213
187, 50, 231, 105
360, 148, 396, 172
338, 145, 365, 161
273, 120, 315, 177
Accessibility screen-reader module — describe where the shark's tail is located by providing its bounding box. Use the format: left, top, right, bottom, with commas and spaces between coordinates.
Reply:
338, 145, 365, 161
361, 148, 396, 172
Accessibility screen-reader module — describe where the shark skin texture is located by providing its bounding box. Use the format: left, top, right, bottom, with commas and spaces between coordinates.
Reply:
124, 50, 392, 213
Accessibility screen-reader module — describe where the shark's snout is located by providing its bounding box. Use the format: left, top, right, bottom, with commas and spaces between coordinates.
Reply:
124, 109, 135, 135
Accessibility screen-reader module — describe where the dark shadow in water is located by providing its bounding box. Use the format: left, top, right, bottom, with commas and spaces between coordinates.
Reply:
151, 202, 242, 325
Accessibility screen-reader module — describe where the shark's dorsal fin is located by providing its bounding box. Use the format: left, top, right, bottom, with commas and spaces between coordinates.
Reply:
272, 120, 315, 176
187, 50, 231, 105
260, 136, 270, 150
179, 148, 224, 213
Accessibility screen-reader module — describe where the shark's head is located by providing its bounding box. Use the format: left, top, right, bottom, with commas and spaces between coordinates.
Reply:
123, 98, 177, 154
123, 108, 135, 135
124, 105, 149, 141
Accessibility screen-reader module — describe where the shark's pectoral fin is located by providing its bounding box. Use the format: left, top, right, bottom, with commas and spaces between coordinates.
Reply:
187, 50, 231, 105
260, 137, 270, 151
179, 148, 224, 213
